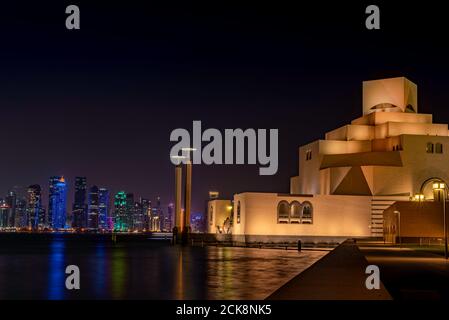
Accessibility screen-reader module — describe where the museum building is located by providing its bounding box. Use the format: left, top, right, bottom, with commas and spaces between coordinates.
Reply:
208, 77, 449, 242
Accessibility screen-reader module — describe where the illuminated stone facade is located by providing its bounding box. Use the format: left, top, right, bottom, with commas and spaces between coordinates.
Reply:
209, 77, 449, 241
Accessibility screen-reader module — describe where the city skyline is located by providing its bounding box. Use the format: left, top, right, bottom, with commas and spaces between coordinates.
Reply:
0, 175, 176, 232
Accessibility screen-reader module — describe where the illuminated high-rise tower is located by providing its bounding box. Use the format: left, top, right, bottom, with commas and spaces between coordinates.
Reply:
164, 203, 174, 232
98, 188, 109, 230
72, 177, 87, 229
87, 185, 100, 230
126, 193, 135, 230
0, 199, 9, 228
8, 186, 27, 228
27, 184, 42, 230
48, 176, 67, 229
15, 198, 27, 228
113, 191, 127, 231
5, 191, 16, 228
140, 198, 151, 231
133, 201, 144, 231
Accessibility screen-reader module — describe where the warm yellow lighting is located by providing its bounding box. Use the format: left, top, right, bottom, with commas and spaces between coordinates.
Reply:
414, 193, 425, 201
226, 206, 233, 210
433, 182, 445, 190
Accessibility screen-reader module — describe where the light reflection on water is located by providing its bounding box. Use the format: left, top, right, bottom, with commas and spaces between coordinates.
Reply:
47, 239, 66, 300
205, 247, 326, 299
0, 235, 327, 300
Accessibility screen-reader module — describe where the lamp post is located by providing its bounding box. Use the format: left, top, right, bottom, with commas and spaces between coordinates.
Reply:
394, 210, 401, 249
433, 182, 448, 259
171, 155, 186, 245
415, 193, 425, 247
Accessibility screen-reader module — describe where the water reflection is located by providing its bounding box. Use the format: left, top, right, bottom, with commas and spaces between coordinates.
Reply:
93, 244, 106, 298
205, 247, 327, 299
175, 249, 184, 300
0, 235, 327, 300
47, 238, 66, 300
111, 247, 127, 299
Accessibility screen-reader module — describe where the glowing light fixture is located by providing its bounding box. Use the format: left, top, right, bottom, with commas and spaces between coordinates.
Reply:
414, 194, 425, 201
431, 181, 448, 259
433, 182, 445, 190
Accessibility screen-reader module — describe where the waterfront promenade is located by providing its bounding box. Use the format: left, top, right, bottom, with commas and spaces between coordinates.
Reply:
267, 240, 392, 300
359, 242, 449, 300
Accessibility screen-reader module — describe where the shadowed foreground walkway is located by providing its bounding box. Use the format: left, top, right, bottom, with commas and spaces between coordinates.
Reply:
267, 240, 392, 300
359, 243, 449, 300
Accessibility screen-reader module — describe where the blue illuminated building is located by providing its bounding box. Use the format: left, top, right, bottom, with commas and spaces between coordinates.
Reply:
48, 176, 67, 229
98, 188, 109, 230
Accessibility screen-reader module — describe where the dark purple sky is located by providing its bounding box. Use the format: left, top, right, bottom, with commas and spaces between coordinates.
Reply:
1, 1, 449, 213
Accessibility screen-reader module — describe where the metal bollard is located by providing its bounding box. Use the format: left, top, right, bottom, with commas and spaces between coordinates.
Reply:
297, 240, 302, 252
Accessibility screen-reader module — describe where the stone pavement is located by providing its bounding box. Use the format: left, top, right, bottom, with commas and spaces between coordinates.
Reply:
267, 240, 392, 300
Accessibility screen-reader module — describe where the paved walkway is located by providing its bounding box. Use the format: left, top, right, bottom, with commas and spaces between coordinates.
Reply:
359, 243, 449, 300
267, 240, 392, 300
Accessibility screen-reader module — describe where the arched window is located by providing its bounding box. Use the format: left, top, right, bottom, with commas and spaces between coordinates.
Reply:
236, 201, 241, 224
290, 201, 302, 224
436, 143, 443, 154
426, 142, 434, 153
301, 201, 313, 224
277, 201, 290, 224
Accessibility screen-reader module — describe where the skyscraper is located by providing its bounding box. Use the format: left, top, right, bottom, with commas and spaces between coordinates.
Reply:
5, 191, 16, 228
154, 197, 165, 231
164, 203, 174, 232
9, 186, 27, 228
140, 198, 151, 231
15, 198, 27, 228
39, 207, 46, 229
72, 177, 87, 229
126, 193, 134, 231
0, 199, 9, 228
87, 185, 100, 230
113, 191, 127, 231
151, 206, 160, 231
27, 185, 43, 230
48, 176, 67, 230
98, 188, 109, 230
133, 201, 144, 231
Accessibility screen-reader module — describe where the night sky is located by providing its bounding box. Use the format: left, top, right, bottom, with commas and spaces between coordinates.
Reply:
1, 1, 449, 213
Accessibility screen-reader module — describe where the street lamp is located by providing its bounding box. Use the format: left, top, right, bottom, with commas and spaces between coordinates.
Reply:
414, 194, 425, 201
394, 210, 401, 249
432, 182, 448, 259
